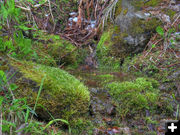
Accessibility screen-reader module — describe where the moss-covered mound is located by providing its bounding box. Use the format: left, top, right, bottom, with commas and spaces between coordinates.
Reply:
106, 78, 170, 118
33, 31, 79, 68
9, 59, 90, 121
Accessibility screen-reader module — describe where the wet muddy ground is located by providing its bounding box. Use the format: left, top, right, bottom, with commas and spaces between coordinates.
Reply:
68, 69, 178, 135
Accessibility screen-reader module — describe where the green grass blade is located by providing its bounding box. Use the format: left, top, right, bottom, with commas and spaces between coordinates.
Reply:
31, 75, 46, 120
33, 75, 46, 113
43, 119, 70, 134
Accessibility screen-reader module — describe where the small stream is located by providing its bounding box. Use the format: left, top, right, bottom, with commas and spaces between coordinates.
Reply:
68, 68, 176, 135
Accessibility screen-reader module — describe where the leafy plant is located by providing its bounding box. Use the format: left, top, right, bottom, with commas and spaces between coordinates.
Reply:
0, 0, 35, 59
156, 26, 164, 37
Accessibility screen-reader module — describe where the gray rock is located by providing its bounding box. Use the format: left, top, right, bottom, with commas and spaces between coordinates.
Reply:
114, 0, 157, 55
115, 0, 135, 32
134, 11, 151, 19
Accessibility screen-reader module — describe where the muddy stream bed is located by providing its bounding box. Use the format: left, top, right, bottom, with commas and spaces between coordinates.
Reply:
68, 69, 174, 135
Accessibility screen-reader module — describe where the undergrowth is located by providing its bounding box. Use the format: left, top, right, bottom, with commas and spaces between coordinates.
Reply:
0, 70, 70, 134
106, 77, 173, 118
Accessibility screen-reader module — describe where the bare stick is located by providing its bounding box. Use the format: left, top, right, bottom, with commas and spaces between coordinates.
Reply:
47, 0, 55, 31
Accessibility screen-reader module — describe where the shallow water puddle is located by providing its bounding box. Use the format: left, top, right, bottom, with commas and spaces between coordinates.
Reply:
69, 69, 134, 88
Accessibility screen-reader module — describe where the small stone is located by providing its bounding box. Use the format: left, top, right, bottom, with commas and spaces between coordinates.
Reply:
119, 127, 131, 135
161, 14, 171, 23
134, 11, 150, 19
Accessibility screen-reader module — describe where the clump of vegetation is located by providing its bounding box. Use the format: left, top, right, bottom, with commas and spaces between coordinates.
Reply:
34, 31, 78, 68
0, 70, 68, 134
133, 0, 162, 9
114, 0, 122, 17
71, 118, 94, 134
96, 27, 121, 70
10, 59, 90, 121
106, 77, 165, 118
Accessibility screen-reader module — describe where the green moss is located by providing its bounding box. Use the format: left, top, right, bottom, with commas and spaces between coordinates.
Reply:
130, 18, 162, 35
96, 27, 120, 70
34, 31, 78, 68
115, 0, 122, 17
10, 59, 90, 121
96, 74, 114, 84
71, 118, 94, 134
123, 8, 128, 15
106, 77, 160, 117
133, 0, 162, 9
97, 74, 114, 80
145, 0, 162, 7
33, 49, 57, 67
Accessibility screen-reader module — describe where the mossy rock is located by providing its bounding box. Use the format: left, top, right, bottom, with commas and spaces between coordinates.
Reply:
8, 59, 90, 122
107, 0, 162, 60
96, 0, 164, 69
96, 17, 161, 68
34, 31, 78, 68
106, 77, 168, 118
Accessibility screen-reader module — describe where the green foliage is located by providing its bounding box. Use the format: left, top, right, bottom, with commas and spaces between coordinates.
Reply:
145, 117, 158, 124
151, 44, 156, 48
0, 70, 7, 82
106, 77, 160, 117
96, 28, 120, 70
156, 26, 164, 37
0, 0, 35, 59
0, 0, 21, 22
0, 70, 36, 134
